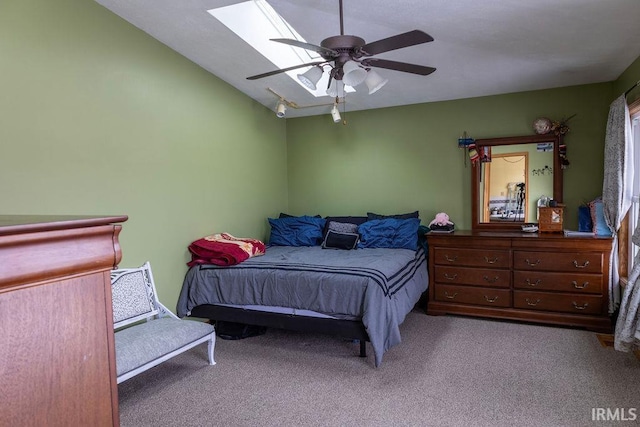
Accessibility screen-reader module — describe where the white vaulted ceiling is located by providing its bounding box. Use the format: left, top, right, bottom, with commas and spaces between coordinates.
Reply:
95, 0, 640, 118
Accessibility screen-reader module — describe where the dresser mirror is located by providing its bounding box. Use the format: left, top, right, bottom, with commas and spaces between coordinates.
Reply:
471, 134, 563, 231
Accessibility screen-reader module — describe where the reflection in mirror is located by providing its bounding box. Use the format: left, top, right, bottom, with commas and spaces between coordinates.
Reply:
479, 143, 554, 223
471, 134, 562, 231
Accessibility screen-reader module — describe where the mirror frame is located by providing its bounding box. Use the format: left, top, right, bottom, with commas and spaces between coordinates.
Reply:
471, 134, 563, 231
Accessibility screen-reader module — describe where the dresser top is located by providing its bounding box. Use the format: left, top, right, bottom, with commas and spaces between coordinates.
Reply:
426, 229, 613, 241
0, 215, 128, 236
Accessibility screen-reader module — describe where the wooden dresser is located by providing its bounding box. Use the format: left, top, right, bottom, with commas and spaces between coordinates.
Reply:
0, 215, 127, 427
426, 230, 613, 332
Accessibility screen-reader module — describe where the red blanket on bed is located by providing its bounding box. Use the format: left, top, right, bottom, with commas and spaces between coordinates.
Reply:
187, 233, 265, 267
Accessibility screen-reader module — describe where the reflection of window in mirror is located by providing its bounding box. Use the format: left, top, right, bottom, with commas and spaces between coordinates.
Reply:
483, 152, 528, 222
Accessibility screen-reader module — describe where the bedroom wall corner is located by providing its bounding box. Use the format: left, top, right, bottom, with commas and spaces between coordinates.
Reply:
614, 54, 640, 104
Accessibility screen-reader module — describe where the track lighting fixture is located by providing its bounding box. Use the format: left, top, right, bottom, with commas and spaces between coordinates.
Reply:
330, 102, 341, 124
276, 101, 286, 118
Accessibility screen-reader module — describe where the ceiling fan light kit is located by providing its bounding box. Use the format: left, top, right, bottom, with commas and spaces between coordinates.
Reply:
326, 78, 344, 98
364, 70, 388, 94
297, 66, 323, 90
247, 0, 436, 113
341, 60, 368, 86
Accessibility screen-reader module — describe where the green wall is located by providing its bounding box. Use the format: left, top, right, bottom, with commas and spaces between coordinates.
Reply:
1, 0, 638, 310
0, 0, 288, 308
286, 84, 613, 230
614, 55, 640, 104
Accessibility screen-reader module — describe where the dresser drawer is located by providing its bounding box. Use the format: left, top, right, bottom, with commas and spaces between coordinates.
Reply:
513, 271, 603, 294
513, 251, 603, 273
514, 290, 603, 315
433, 248, 510, 268
435, 266, 510, 288
435, 284, 511, 308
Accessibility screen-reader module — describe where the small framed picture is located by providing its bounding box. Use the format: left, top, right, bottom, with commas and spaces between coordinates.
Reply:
480, 146, 492, 162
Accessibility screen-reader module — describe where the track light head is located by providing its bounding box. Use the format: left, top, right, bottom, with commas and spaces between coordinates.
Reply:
276, 101, 286, 118
330, 103, 341, 124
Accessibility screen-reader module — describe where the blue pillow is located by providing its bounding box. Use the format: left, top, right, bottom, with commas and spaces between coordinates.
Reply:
589, 199, 612, 236
578, 205, 593, 232
268, 216, 326, 246
367, 211, 419, 221
357, 218, 420, 250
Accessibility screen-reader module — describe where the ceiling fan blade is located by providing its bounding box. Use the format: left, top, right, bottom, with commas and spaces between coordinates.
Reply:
247, 61, 325, 80
362, 58, 436, 76
271, 38, 338, 57
361, 30, 434, 56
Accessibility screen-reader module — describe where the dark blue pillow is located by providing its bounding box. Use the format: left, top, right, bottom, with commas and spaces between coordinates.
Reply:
578, 205, 593, 232
367, 211, 419, 221
268, 216, 326, 246
358, 218, 421, 250
279, 213, 322, 218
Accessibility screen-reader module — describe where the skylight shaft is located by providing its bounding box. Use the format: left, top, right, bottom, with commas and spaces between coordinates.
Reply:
209, 0, 332, 97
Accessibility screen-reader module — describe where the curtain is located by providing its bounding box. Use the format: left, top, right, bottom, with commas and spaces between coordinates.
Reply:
615, 103, 639, 352
602, 95, 632, 314
616, 226, 640, 351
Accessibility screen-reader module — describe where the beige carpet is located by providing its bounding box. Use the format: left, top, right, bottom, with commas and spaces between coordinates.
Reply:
118, 310, 639, 427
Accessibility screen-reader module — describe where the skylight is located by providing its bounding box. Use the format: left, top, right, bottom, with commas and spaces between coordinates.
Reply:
208, 0, 351, 98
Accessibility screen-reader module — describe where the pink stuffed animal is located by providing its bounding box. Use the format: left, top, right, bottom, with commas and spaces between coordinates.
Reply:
429, 212, 453, 227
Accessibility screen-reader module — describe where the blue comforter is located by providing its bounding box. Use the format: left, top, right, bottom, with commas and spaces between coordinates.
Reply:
177, 245, 428, 366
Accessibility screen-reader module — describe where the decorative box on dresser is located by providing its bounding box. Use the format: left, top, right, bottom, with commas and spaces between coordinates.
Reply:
0, 215, 127, 427
426, 230, 613, 333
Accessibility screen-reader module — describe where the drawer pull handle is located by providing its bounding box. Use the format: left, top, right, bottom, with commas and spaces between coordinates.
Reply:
443, 273, 458, 281
525, 259, 541, 267
526, 298, 541, 306
572, 281, 589, 289
572, 302, 589, 310
484, 256, 499, 264
444, 291, 458, 299
445, 255, 458, 262
484, 295, 499, 303
525, 279, 541, 287
483, 275, 499, 283
573, 260, 590, 269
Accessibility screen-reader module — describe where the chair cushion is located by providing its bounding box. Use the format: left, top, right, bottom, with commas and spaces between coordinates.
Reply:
114, 317, 214, 376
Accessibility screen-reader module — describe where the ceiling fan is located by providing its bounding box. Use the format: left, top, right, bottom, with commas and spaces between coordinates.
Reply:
246, 0, 436, 94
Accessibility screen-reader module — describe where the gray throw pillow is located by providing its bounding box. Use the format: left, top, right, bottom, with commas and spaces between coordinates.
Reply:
321, 221, 359, 250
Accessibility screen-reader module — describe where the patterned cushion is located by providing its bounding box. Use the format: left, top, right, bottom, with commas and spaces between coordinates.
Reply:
111, 269, 156, 324
321, 221, 359, 250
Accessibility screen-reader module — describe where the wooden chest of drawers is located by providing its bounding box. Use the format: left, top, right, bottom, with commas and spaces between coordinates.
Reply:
426, 231, 612, 332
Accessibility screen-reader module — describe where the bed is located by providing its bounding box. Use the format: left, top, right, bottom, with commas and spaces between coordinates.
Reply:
176, 213, 429, 367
